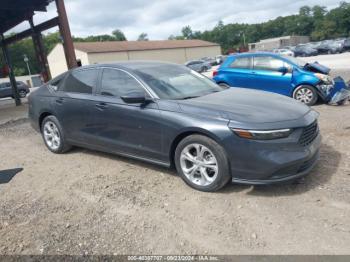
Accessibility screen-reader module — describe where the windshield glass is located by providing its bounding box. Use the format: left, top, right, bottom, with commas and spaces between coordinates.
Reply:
285, 56, 306, 68
134, 64, 223, 100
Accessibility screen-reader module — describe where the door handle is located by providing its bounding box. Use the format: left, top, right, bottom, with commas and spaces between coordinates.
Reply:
95, 102, 108, 110
55, 98, 64, 104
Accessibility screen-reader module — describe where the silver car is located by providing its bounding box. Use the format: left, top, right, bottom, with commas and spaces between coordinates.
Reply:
185, 60, 211, 73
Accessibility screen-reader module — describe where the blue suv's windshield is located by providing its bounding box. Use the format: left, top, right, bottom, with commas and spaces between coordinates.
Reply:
284, 56, 307, 68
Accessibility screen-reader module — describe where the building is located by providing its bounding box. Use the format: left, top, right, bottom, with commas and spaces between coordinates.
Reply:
48, 40, 221, 77
248, 36, 310, 51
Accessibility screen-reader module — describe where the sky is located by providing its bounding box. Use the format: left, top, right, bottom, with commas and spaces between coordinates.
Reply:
9, 0, 342, 40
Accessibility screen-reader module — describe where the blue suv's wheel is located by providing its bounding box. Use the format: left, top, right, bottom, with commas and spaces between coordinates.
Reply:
293, 85, 318, 106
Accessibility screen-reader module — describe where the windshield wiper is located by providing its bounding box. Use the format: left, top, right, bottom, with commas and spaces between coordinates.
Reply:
180, 96, 200, 100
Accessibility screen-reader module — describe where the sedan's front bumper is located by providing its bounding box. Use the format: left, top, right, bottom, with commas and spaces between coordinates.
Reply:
223, 114, 321, 185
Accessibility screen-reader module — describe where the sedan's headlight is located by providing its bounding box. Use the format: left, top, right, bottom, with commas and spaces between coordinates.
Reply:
315, 73, 333, 85
231, 128, 292, 140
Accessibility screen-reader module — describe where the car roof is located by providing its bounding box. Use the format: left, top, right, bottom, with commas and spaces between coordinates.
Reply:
227, 52, 282, 58
71, 61, 183, 73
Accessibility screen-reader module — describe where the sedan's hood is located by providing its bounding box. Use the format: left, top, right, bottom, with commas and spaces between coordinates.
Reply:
177, 89, 311, 124
304, 62, 331, 75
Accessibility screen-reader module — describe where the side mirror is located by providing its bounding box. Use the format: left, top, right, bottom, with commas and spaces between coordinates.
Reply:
278, 66, 288, 75
121, 91, 147, 104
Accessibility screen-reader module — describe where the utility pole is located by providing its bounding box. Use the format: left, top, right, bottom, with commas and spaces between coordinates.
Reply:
23, 54, 31, 75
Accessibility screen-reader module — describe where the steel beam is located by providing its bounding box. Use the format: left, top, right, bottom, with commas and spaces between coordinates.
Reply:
0, 34, 21, 106
55, 0, 77, 69
29, 18, 51, 82
4, 17, 59, 45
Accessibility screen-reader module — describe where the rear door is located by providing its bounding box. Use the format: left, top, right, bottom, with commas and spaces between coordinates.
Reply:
91, 68, 163, 162
252, 55, 292, 96
54, 68, 100, 144
221, 56, 255, 88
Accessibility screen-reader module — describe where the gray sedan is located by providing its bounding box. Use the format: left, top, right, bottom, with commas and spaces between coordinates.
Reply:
28, 62, 320, 192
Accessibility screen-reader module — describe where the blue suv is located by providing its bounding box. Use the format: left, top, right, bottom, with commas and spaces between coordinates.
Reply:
213, 52, 341, 106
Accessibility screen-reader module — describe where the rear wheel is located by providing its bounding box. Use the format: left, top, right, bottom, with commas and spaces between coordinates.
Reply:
293, 85, 318, 106
41, 115, 71, 154
175, 135, 231, 192
19, 90, 27, 98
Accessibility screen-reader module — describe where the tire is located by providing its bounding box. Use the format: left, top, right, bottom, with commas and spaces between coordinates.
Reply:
174, 135, 231, 192
293, 85, 318, 106
41, 115, 71, 154
218, 83, 231, 89
19, 90, 27, 98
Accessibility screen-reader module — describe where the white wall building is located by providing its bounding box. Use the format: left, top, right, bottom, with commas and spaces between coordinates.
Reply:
48, 40, 221, 77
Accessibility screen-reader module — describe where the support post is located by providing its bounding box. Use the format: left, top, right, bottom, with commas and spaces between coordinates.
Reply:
55, 0, 77, 69
29, 18, 51, 82
0, 34, 21, 106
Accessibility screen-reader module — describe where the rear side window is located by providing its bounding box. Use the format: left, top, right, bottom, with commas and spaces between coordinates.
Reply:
100, 68, 145, 97
229, 57, 251, 69
253, 56, 285, 71
61, 69, 98, 94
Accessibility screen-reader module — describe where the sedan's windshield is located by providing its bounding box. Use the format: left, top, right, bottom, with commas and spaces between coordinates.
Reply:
134, 64, 223, 100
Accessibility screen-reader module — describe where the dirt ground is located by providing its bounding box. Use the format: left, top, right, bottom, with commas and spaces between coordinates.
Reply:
0, 102, 349, 255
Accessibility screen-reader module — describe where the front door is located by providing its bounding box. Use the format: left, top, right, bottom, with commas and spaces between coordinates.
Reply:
91, 68, 163, 162
252, 55, 292, 96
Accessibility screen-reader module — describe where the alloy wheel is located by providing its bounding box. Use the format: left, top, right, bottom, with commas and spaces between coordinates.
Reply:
295, 88, 314, 104
19, 91, 27, 98
43, 121, 61, 151
180, 143, 218, 186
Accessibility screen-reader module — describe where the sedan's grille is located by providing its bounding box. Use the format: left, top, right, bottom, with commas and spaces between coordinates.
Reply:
299, 121, 319, 146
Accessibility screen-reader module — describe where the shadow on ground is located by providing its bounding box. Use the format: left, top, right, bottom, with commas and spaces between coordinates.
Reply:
0, 168, 23, 184
67, 147, 177, 176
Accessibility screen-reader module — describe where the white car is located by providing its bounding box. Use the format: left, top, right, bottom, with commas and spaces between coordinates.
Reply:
273, 48, 295, 57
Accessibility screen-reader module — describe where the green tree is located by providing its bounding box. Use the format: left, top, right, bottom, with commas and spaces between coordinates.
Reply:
137, 33, 149, 41
112, 29, 127, 41
182, 26, 194, 39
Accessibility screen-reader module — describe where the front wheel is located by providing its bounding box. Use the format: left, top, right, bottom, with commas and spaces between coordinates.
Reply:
175, 135, 231, 192
293, 85, 318, 106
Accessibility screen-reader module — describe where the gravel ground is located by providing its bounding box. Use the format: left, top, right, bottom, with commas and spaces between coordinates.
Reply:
0, 104, 350, 255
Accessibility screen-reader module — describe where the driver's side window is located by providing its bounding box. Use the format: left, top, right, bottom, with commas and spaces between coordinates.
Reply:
100, 68, 145, 97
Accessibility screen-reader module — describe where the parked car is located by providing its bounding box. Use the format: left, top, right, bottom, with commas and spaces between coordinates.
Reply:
306, 41, 322, 50
185, 60, 211, 72
215, 55, 227, 65
284, 46, 296, 52
343, 38, 350, 51
0, 81, 30, 99
294, 44, 318, 57
273, 48, 294, 57
213, 52, 348, 106
200, 57, 217, 66
317, 40, 344, 54
29, 62, 321, 192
